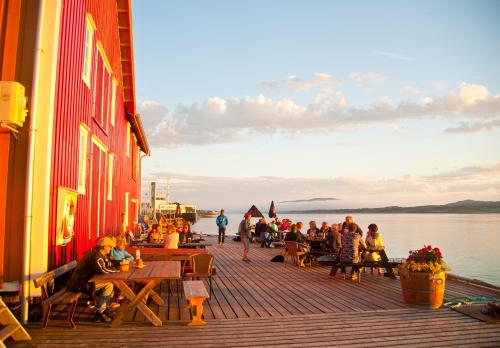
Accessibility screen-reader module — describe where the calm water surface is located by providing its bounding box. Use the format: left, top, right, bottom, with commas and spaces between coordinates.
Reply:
193, 213, 500, 286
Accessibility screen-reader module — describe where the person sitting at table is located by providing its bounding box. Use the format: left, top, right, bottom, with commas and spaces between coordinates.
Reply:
164, 224, 179, 249
342, 216, 363, 237
318, 222, 330, 239
326, 224, 342, 257
179, 223, 193, 243
285, 224, 305, 244
340, 223, 367, 281
307, 221, 320, 240
266, 220, 278, 246
66, 236, 120, 323
363, 223, 384, 274
110, 235, 134, 265
279, 218, 290, 232
147, 224, 162, 244
296, 222, 307, 240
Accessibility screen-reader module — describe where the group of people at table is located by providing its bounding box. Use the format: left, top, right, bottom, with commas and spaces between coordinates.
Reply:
237, 213, 384, 281
145, 220, 194, 249
64, 218, 195, 324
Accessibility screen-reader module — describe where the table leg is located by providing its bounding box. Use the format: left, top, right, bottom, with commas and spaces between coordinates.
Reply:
379, 249, 396, 279
111, 280, 163, 328
329, 264, 339, 276
187, 297, 207, 326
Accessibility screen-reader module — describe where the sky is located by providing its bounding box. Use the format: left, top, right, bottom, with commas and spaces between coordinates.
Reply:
131, 0, 500, 211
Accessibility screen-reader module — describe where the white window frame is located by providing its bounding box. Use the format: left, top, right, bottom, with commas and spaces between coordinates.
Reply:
124, 192, 129, 229
78, 124, 90, 194
107, 153, 114, 200
82, 14, 96, 87
110, 78, 117, 126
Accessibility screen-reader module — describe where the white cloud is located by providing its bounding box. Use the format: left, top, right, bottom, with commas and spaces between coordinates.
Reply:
348, 72, 388, 85
263, 72, 340, 92
404, 85, 420, 95
143, 163, 500, 210
458, 82, 489, 105
138, 82, 500, 148
373, 50, 415, 61
432, 81, 446, 90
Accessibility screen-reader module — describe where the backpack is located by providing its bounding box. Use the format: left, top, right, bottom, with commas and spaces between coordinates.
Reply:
270, 255, 284, 262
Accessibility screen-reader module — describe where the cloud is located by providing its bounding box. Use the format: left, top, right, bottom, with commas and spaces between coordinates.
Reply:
444, 120, 500, 135
404, 85, 420, 95
263, 72, 340, 92
348, 72, 388, 85
386, 123, 401, 132
138, 82, 500, 148
373, 50, 415, 61
142, 163, 500, 210
432, 81, 446, 90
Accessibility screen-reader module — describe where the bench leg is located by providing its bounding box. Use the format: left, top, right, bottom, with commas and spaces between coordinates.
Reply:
67, 300, 77, 328
329, 265, 339, 277
187, 298, 207, 326
42, 303, 52, 329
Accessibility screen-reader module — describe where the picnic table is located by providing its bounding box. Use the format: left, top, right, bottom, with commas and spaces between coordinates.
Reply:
329, 246, 401, 279
91, 261, 180, 327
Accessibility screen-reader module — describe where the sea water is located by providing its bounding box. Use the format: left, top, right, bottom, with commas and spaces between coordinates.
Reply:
192, 213, 500, 286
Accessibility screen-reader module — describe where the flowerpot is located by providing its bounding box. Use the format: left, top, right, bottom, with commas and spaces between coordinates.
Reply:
399, 269, 446, 309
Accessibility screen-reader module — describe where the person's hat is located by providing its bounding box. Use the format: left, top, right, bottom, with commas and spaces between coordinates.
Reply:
97, 236, 116, 248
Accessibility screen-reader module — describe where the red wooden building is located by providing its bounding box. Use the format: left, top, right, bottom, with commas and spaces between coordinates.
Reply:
0, 0, 149, 320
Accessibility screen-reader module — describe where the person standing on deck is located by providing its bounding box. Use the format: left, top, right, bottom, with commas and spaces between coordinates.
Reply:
216, 209, 229, 246
239, 212, 252, 262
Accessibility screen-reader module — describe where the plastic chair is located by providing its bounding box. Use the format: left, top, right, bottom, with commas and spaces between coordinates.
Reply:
183, 254, 215, 296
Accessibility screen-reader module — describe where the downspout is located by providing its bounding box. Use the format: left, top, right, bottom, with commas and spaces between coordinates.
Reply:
21, 0, 45, 324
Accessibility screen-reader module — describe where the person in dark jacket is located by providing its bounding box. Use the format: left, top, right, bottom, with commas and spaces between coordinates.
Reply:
66, 236, 119, 322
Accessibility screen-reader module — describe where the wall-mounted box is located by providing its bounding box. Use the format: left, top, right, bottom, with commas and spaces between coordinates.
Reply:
0, 81, 28, 128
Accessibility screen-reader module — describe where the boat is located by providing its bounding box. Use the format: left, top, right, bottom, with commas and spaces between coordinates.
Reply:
197, 210, 219, 218
140, 181, 197, 223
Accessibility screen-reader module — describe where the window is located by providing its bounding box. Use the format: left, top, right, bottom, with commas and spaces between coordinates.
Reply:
82, 14, 96, 87
94, 42, 112, 132
124, 192, 129, 229
126, 122, 131, 157
78, 124, 89, 194
107, 153, 114, 200
110, 79, 117, 126
132, 135, 138, 180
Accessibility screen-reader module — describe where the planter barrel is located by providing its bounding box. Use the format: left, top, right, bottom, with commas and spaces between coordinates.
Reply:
399, 269, 446, 309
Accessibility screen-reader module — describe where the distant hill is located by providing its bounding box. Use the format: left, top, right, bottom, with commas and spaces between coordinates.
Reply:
283, 200, 500, 214
279, 197, 340, 203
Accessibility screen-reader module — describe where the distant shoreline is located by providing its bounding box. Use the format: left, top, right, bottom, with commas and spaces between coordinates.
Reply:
281, 200, 500, 214
282, 211, 500, 214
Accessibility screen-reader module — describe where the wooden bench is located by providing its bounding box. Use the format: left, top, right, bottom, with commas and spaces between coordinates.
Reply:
329, 258, 405, 282
183, 280, 209, 326
33, 261, 81, 328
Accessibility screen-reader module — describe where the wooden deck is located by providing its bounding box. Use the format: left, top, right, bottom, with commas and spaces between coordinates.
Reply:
7, 235, 500, 347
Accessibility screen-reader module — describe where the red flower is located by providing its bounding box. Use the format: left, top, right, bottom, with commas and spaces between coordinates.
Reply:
427, 245, 432, 251
419, 257, 425, 263
434, 247, 440, 253
408, 255, 413, 261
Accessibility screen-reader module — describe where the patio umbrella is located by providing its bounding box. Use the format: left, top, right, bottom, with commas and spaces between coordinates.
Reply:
268, 200, 277, 218
246, 205, 264, 218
